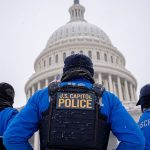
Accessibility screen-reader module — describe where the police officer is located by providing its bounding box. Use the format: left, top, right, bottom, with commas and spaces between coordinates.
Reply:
0, 82, 18, 150
4, 54, 145, 150
136, 84, 150, 150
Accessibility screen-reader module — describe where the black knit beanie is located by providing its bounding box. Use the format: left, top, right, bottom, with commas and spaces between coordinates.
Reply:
136, 84, 150, 106
0, 82, 15, 104
63, 54, 94, 76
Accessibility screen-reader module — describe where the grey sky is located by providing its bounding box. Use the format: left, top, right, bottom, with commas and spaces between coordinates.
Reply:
0, 0, 150, 107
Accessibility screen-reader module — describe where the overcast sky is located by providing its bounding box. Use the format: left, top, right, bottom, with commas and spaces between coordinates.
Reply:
0, 0, 150, 107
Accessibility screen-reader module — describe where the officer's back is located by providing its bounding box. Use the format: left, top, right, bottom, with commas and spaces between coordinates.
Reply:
137, 84, 150, 150
0, 82, 18, 149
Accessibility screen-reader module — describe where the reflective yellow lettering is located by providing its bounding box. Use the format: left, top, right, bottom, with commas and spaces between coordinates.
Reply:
70, 94, 73, 98
73, 94, 77, 98
65, 99, 71, 108
77, 99, 79, 107
80, 100, 86, 108
58, 99, 64, 107
72, 99, 77, 108
77, 94, 81, 99
87, 100, 92, 108
64, 94, 68, 98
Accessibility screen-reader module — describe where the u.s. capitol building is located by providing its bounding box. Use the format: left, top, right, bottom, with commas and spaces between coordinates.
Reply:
25, 0, 141, 149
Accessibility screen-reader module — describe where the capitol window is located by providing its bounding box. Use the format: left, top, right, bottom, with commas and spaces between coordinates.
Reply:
63, 52, 66, 61
55, 54, 58, 63
43, 60, 46, 67
88, 51, 92, 59
78, 9, 80, 16
49, 57, 51, 65
97, 52, 100, 60
104, 53, 107, 62
111, 56, 113, 63
75, 9, 77, 17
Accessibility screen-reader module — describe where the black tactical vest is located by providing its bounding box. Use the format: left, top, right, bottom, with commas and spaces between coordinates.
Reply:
0, 137, 6, 150
39, 82, 110, 150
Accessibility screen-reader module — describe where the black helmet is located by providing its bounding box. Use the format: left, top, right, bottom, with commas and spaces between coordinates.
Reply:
0, 82, 15, 104
136, 84, 150, 111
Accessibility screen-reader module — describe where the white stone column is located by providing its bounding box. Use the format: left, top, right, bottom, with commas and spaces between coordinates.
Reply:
117, 76, 123, 101
133, 86, 137, 101
101, 52, 105, 62
74, 10, 76, 18
113, 81, 117, 95
27, 89, 31, 100
77, 8, 79, 17
32, 86, 35, 96
37, 82, 41, 90
98, 73, 102, 84
129, 83, 134, 101
108, 74, 113, 92
34, 131, 39, 150
104, 79, 109, 91
34, 82, 41, 150
45, 78, 49, 87
108, 53, 111, 63
59, 52, 63, 67
94, 49, 98, 58
46, 57, 49, 69
124, 79, 130, 101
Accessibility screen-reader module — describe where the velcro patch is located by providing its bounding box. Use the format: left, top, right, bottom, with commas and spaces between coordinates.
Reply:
56, 92, 95, 110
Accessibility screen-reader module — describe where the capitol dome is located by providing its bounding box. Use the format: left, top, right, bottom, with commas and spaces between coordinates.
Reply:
46, 0, 112, 48
46, 21, 112, 48
25, 1, 141, 149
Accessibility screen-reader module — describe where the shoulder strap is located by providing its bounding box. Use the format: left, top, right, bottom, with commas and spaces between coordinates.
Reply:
48, 82, 105, 95
91, 83, 105, 106
92, 83, 105, 97
48, 82, 105, 101
48, 82, 60, 97
48, 82, 90, 98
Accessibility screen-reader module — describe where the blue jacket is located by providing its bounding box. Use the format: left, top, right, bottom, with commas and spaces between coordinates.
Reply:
138, 109, 150, 150
0, 107, 18, 137
3, 79, 145, 150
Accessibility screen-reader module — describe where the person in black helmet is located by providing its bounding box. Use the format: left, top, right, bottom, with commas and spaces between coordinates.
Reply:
0, 82, 18, 150
4, 54, 144, 150
136, 84, 150, 150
